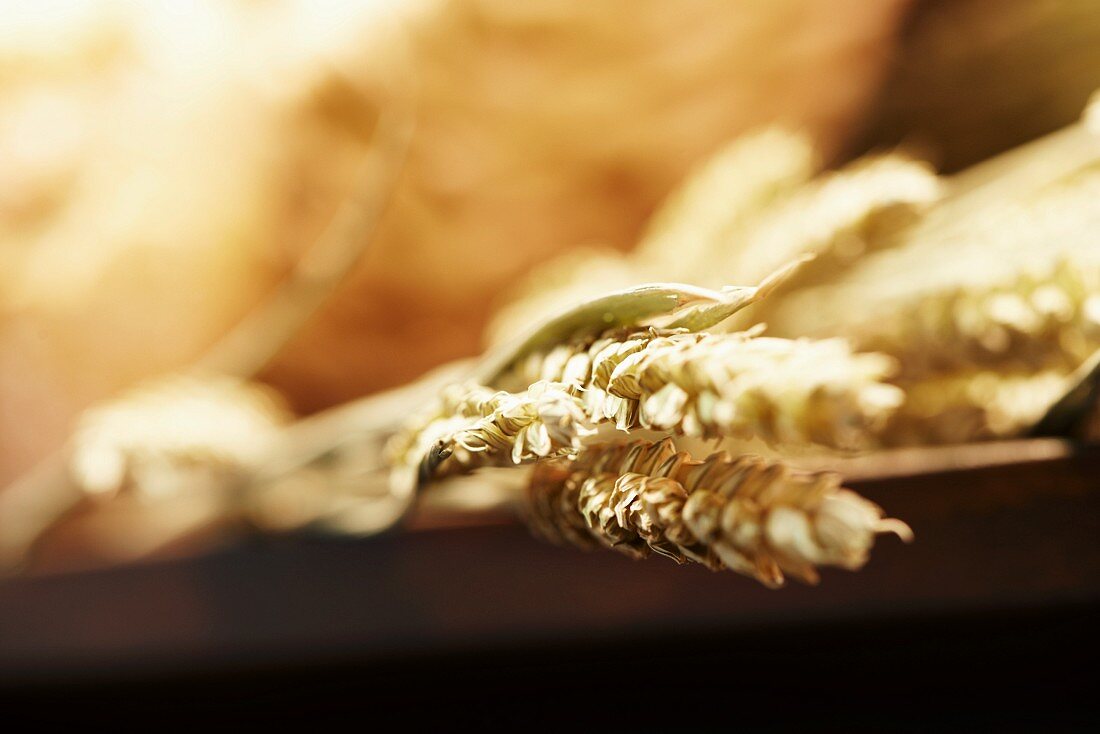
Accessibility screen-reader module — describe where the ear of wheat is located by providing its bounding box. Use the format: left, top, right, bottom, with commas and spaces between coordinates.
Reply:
711, 153, 941, 294
761, 150, 1100, 351
395, 326, 903, 484
636, 128, 818, 280
503, 326, 902, 451
478, 262, 806, 387
882, 369, 1070, 445
489, 136, 940, 343
841, 258, 1100, 379
488, 114, 1100, 445
70, 375, 293, 500
396, 254, 905, 484
524, 439, 911, 588
390, 112, 1100, 585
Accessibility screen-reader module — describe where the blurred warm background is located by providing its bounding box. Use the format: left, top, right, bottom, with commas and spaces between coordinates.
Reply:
2, 0, 1099, 495
1, 0, 909, 487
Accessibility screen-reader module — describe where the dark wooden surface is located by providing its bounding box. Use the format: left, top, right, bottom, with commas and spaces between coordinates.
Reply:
1, 440, 1098, 724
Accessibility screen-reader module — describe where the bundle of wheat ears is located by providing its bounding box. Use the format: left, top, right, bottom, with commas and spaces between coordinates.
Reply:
387, 94, 1100, 586
5, 94, 1100, 584
386, 266, 917, 587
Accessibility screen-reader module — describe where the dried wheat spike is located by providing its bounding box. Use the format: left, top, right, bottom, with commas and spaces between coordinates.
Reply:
490, 141, 937, 341
488, 130, 815, 344
852, 258, 1100, 378
70, 374, 292, 499
387, 380, 595, 476
763, 149, 1100, 355
504, 327, 902, 451
882, 369, 1070, 446
716, 153, 941, 292
525, 439, 911, 587
636, 128, 817, 279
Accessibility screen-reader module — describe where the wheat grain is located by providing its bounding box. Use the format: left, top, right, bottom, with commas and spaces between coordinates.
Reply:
525, 439, 911, 587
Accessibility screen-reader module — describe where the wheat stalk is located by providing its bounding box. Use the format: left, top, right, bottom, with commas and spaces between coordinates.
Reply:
524, 439, 911, 587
